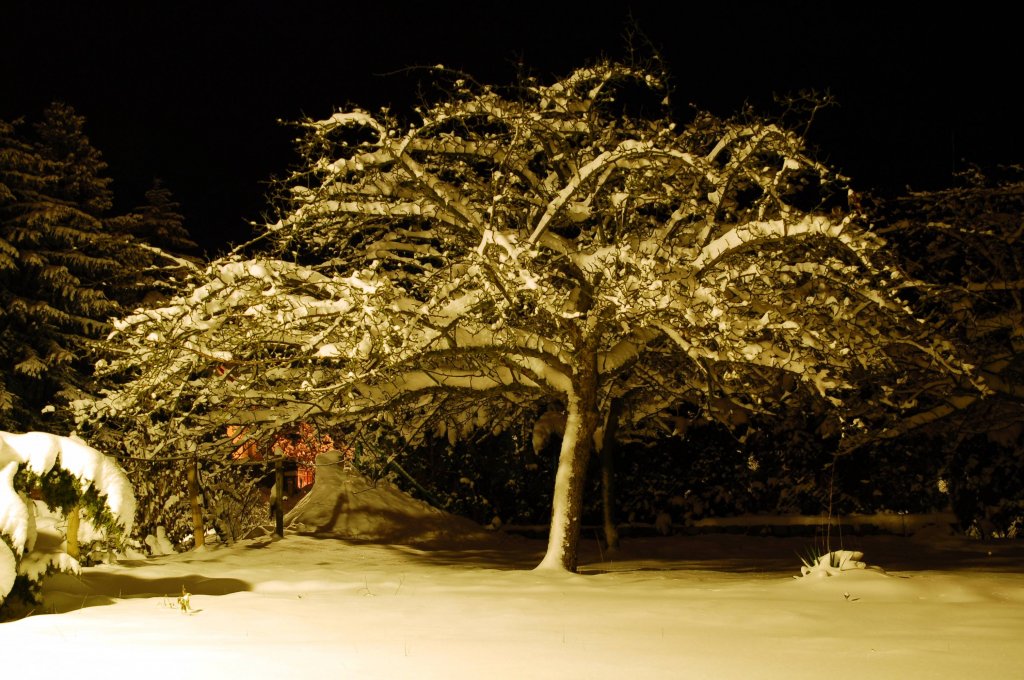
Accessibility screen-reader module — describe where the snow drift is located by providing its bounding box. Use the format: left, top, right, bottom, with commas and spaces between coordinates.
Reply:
284, 450, 493, 546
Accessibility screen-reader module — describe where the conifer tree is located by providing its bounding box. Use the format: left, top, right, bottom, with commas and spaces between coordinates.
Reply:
0, 107, 119, 431
33, 102, 113, 215
105, 179, 200, 310
132, 179, 197, 254
0, 118, 44, 425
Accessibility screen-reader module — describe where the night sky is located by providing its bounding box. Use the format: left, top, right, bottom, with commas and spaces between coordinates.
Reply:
2, 3, 1021, 255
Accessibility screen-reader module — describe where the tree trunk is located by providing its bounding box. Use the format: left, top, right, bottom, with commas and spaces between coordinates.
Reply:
600, 400, 622, 552
65, 504, 80, 560
274, 459, 285, 538
187, 458, 205, 549
537, 347, 600, 572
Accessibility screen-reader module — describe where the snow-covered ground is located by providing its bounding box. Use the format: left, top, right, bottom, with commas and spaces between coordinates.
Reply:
4, 527, 1023, 679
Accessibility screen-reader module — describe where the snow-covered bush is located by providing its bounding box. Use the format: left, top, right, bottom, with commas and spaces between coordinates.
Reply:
0, 431, 134, 617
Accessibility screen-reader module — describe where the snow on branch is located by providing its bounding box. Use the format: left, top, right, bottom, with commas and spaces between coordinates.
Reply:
692, 215, 847, 273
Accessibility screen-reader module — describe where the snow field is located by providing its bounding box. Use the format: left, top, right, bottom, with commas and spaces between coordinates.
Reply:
4, 532, 1023, 679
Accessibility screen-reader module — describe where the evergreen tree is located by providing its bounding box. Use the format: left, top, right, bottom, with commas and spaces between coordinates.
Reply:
0, 118, 44, 424
105, 179, 201, 310
0, 107, 119, 432
33, 102, 113, 215
132, 179, 197, 254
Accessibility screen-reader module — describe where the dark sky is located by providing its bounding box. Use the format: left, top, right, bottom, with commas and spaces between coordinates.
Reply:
2, 3, 1021, 255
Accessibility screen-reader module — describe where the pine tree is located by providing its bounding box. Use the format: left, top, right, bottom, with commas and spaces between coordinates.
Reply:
132, 179, 197, 254
105, 179, 201, 310
33, 102, 113, 214
0, 118, 43, 424
0, 106, 119, 431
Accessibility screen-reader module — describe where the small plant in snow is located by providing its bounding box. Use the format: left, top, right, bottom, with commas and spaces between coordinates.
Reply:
160, 584, 194, 613
177, 585, 192, 613
797, 548, 867, 578
796, 544, 826, 571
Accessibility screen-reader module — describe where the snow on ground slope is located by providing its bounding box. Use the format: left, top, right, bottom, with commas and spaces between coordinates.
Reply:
283, 450, 494, 545
3, 530, 1023, 680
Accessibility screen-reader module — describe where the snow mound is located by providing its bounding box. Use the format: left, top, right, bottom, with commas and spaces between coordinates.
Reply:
144, 526, 175, 556
285, 451, 493, 547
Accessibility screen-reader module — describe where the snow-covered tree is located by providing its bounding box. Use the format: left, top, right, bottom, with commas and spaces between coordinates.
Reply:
0, 118, 38, 423
0, 111, 121, 432
860, 173, 1024, 440
33, 102, 114, 215
84, 63, 977, 571
0, 105, 195, 433
0, 430, 134, 618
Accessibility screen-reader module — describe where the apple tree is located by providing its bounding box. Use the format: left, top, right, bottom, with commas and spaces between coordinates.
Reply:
81, 63, 975, 570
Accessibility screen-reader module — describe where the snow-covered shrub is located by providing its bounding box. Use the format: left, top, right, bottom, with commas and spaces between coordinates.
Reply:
0, 431, 135, 617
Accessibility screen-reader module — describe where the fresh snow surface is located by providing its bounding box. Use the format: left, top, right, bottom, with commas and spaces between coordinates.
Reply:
4, 526, 1023, 678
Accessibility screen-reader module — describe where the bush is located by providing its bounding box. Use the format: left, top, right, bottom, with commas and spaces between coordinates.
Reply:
1, 431, 134, 619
